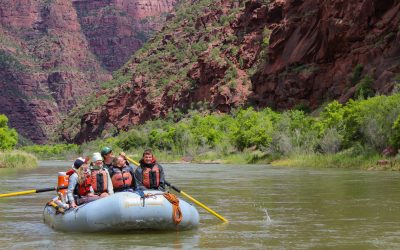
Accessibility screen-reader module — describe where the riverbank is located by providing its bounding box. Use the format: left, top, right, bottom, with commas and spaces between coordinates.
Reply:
19, 146, 400, 170
0, 151, 38, 168
271, 151, 400, 170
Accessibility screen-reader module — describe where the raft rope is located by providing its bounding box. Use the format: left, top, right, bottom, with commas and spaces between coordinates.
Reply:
47, 200, 65, 214
163, 192, 182, 225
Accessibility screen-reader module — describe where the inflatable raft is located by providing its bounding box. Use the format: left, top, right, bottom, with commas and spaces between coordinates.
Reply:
43, 190, 200, 232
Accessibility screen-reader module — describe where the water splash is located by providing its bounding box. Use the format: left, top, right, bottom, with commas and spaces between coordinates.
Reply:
263, 208, 272, 225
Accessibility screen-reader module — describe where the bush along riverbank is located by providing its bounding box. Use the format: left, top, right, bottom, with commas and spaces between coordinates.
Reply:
0, 151, 38, 168
24, 94, 400, 169
0, 114, 37, 168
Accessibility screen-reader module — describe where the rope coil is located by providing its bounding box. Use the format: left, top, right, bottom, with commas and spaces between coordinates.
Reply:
163, 192, 182, 225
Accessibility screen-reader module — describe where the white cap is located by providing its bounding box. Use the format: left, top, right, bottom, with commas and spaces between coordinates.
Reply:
92, 152, 103, 162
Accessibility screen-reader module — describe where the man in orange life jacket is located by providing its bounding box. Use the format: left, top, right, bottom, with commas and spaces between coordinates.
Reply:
67, 157, 99, 208
108, 155, 138, 192
135, 149, 166, 190
90, 152, 114, 197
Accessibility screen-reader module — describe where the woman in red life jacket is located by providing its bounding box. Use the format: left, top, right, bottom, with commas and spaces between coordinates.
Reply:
67, 157, 100, 208
90, 152, 114, 197
109, 155, 138, 192
135, 149, 166, 190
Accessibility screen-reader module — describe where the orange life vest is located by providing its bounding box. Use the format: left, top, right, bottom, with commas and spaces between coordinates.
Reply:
90, 169, 108, 194
111, 166, 133, 191
142, 164, 160, 189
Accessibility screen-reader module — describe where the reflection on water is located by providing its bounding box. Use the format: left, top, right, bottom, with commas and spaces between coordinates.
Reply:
1, 162, 400, 248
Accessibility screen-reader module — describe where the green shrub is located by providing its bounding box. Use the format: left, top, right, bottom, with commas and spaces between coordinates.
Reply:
272, 110, 319, 154
117, 129, 148, 151
0, 150, 37, 168
350, 64, 364, 85
342, 94, 400, 151
390, 115, 400, 149
355, 75, 375, 99
233, 108, 276, 151
0, 114, 18, 150
21, 144, 79, 159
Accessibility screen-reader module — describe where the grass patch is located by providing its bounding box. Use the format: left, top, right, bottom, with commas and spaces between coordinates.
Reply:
271, 151, 382, 169
20, 144, 79, 160
0, 151, 38, 168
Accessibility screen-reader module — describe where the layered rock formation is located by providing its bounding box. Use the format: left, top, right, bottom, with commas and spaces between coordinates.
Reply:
0, 0, 176, 143
73, 0, 176, 71
252, 0, 400, 109
72, 0, 400, 143
0, 0, 110, 143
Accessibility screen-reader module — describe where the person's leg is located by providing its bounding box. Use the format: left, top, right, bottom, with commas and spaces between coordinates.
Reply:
77, 195, 100, 205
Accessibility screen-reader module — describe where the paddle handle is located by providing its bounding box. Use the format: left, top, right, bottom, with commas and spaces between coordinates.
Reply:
165, 181, 181, 192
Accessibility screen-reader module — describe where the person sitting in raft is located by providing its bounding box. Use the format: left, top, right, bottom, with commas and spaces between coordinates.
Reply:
108, 155, 138, 192
135, 149, 166, 191
90, 152, 114, 197
101, 146, 114, 171
67, 157, 99, 208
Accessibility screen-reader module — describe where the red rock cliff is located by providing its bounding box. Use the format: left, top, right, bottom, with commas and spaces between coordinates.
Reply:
0, 0, 111, 143
0, 0, 176, 143
73, 0, 177, 71
71, 0, 400, 143
252, 0, 400, 109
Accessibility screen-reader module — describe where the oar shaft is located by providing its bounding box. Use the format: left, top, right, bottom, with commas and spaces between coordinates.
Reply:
37, 187, 57, 193
0, 186, 67, 198
0, 189, 36, 198
180, 191, 228, 223
165, 181, 228, 223
126, 156, 140, 166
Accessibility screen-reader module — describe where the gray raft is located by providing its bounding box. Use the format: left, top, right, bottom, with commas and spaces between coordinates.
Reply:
43, 190, 200, 232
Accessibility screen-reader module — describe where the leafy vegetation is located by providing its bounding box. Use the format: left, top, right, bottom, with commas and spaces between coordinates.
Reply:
33, 94, 400, 168
0, 114, 18, 151
0, 115, 37, 168
0, 151, 38, 168
21, 144, 79, 160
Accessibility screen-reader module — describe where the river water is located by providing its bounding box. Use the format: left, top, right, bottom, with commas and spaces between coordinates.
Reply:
1, 161, 400, 249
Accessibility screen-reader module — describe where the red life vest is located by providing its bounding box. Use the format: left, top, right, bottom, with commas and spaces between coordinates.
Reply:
67, 168, 92, 197
91, 169, 108, 194
142, 164, 160, 189
111, 166, 133, 191
77, 173, 92, 196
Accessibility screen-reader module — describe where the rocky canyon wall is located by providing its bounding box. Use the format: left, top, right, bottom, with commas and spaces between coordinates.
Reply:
0, 0, 176, 143
71, 0, 400, 143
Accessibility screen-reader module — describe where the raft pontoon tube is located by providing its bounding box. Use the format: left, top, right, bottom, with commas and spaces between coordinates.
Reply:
43, 190, 200, 232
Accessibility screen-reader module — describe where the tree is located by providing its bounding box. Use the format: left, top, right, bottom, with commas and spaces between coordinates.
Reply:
0, 114, 18, 150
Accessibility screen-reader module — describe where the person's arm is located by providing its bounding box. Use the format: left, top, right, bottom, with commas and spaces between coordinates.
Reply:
158, 164, 166, 191
129, 168, 138, 190
134, 167, 146, 190
67, 173, 78, 208
105, 169, 114, 194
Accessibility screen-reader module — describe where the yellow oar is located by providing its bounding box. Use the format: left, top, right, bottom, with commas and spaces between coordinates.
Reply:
125, 155, 228, 223
0, 186, 67, 198
164, 181, 228, 223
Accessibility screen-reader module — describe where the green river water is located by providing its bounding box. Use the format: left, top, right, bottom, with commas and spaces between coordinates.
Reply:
1, 161, 400, 249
